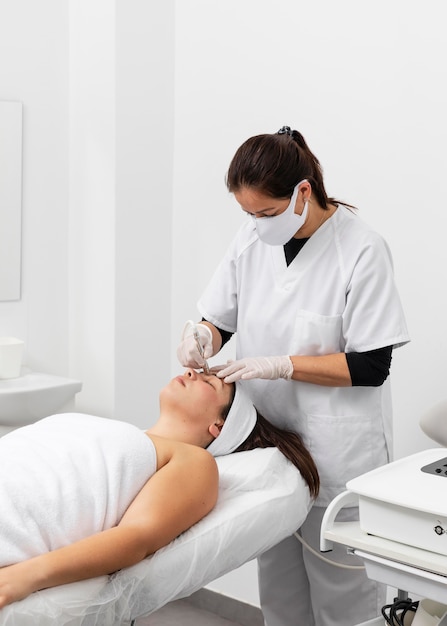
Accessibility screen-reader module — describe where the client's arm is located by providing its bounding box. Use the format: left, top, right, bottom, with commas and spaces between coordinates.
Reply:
0, 440, 218, 609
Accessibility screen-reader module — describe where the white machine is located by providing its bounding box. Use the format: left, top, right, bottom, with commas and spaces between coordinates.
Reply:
321, 448, 447, 624
347, 448, 447, 556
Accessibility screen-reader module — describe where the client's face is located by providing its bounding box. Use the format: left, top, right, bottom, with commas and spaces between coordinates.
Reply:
161, 369, 234, 427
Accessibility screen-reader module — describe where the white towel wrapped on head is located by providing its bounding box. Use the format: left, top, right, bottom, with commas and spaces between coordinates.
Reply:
0, 413, 156, 567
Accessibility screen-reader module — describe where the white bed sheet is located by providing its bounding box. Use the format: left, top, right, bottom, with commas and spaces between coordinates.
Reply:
0, 447, 312, 626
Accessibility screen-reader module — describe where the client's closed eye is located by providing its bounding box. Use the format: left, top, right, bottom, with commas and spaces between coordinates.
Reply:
201, 373, 222, 390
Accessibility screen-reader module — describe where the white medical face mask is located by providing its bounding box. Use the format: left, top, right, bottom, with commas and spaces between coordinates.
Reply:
252, 180, 309, 246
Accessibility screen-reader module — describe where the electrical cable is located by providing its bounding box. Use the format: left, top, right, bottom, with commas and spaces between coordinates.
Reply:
381, 597, 419, 625
293, 532, 365, 570
294, 533, 422, 623
294, 533, 422, 622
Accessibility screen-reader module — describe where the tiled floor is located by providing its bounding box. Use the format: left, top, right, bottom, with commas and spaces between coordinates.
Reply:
136, 599, 245, 625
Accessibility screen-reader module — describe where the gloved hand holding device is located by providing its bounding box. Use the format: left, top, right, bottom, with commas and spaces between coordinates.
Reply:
177, 320, 214, 370
214, 356, 293, 383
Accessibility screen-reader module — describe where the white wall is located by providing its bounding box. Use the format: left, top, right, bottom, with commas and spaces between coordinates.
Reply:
1, 0, 447, 611
0, 0, 70, 375
68, 0, 175, 424
172, 0, 447, 605
69, 0, 117, 417
0, 0, 174, 426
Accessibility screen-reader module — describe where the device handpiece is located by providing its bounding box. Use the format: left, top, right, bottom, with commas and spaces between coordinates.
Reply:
193, 325, 210, 374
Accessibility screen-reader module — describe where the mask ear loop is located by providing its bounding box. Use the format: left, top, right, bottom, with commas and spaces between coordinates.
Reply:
300, 198, 309, 219
298, 178, 316, 220
295, 179, 310, 214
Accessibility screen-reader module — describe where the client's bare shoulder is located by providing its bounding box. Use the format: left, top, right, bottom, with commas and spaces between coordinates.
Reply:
116, 435, 219, 556
145, 435, 219, 520
147, 434, 218, 474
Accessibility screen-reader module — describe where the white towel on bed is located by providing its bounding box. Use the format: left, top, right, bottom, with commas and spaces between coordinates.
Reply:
0, 444, 311, 625
0, 413, 156, 567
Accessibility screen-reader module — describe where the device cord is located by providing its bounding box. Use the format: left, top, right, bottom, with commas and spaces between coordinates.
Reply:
293, 532, 365, 570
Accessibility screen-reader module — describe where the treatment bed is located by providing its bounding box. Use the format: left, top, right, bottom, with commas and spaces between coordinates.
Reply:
0, 445, 311, 625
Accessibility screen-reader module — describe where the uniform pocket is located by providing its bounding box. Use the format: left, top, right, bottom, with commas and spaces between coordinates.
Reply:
293, 310, 343, 355
307, 412, 387, 493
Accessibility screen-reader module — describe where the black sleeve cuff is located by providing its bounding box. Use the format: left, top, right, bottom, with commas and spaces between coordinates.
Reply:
201, 318, 234, 348
346, 346, 393, 387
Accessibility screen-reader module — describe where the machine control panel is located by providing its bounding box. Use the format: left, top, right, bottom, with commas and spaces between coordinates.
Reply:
421, 456, 447, 478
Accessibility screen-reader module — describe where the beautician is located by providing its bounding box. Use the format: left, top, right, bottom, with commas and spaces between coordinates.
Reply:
177, 126, 410, 626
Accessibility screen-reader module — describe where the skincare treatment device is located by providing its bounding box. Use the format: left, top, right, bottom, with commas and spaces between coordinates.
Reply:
346, 448, 447, 556
321, 449, 447, 617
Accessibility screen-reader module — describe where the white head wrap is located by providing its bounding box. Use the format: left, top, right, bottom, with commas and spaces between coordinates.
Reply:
207, 382, 257, 457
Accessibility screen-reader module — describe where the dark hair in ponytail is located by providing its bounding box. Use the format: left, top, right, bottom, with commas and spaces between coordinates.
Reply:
234, 411, 320, 499
226, 126, 355, 211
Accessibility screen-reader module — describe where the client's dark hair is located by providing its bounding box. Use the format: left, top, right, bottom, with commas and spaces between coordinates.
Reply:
235, 411, 320, 499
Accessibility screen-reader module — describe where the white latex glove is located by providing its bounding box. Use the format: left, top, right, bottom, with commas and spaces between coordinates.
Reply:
176, 320, 214, 369
214, 356, 293, 383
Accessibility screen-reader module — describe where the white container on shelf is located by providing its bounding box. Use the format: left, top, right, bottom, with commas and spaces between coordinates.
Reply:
413, 599, 447, 625
0, 337, 24, 379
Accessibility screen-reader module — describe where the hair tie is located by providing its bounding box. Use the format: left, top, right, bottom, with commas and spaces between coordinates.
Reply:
277, 125, 292, 136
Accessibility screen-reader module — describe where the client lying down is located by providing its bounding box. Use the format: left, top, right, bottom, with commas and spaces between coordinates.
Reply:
0, 368, 319, 610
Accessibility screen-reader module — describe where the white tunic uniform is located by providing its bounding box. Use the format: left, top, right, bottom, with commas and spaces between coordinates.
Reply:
198, 205, 410, 506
